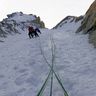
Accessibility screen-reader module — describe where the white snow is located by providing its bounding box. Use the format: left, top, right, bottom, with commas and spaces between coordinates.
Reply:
55, 16, 82, 32
9, 12, 36, 23
0, 25, 96, 96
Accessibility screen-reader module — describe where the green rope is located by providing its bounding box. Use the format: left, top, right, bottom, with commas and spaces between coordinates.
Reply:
37, 69, 52, 96
50, 71, 53, 96
38, 36, 69, 96
50, 35, 55, 96
51, 37, 68, 96
50, 35, 69, 96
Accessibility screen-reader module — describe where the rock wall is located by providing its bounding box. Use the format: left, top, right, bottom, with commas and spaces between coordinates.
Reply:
76, 0, 96, 47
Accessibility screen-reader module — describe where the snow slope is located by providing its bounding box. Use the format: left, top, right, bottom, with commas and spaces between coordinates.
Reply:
53, 16, 83, 31
0, 27, 96, 96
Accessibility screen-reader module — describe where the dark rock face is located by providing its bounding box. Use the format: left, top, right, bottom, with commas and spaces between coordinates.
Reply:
0, 12, 45, 38
76, 0, 96, 47
76, 0, 96, 33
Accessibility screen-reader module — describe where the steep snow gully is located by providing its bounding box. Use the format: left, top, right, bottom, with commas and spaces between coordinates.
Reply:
0, 28, 96, 96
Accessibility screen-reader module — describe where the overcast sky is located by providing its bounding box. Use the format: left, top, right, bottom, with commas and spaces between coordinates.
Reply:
0, 0, 95, 28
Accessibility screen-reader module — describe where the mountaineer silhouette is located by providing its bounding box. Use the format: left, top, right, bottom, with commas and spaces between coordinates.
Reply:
28, 26, 41, 39
35, 27, 41, 34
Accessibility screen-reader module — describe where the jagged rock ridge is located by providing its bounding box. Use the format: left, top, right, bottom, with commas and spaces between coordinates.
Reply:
0, 12, 45, 37
54, 16, 83, 29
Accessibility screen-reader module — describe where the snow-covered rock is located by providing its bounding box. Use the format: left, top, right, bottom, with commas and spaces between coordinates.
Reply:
53, 16, 83, 32
0, 12, 45, 37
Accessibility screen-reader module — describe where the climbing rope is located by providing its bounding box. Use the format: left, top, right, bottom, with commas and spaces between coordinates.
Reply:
36, 33, 69, 96
37, 69, 52, 96
50, 35, 55, 96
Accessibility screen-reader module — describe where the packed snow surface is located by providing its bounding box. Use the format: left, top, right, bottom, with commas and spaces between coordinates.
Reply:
0, 27, 96, 96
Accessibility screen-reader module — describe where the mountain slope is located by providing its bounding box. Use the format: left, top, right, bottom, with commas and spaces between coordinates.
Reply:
55, 0, 96, 48
0, 24, 96, 96
0, 12, 45, 38
53, 16, 83, 32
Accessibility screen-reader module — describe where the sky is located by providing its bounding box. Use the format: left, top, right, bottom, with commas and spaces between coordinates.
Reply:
0, 0, 95, 28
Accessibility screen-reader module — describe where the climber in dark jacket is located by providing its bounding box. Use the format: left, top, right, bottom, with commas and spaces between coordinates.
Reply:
28, 26, 34, 38
28, 26, 39, 38
35, 28, 41, 34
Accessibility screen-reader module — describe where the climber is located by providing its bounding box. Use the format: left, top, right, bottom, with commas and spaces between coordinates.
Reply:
28, 26, 34, 38
35, 27, 41, 34
28, 26, 39, 38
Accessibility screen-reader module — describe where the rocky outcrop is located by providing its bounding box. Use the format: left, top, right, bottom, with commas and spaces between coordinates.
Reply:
0, 12, 45, 38
54, 16, 83, 29
53, 15, 83, 32
76, 0, 96, 47
76, 0, 96, 33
